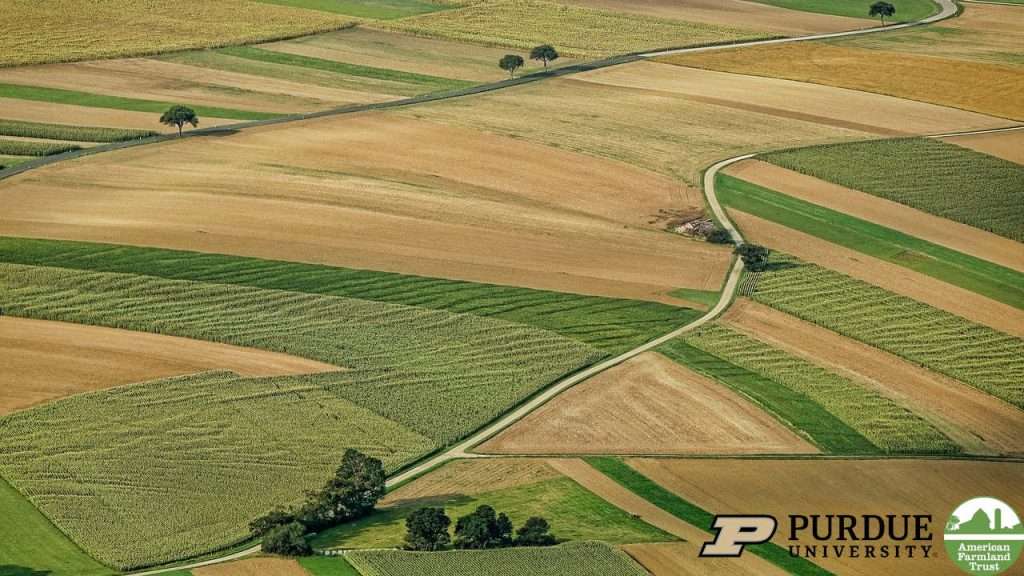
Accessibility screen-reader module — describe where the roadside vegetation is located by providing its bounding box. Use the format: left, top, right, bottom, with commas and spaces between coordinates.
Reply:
751, 253, 1024, 409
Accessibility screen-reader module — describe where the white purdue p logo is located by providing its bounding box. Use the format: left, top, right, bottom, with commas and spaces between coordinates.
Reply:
701, 515, 778, 557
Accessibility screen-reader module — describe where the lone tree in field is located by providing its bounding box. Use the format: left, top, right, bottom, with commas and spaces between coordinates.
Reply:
869, 1, 896, 25
515, 516, 557, 546
530, 44, 559, 69
298, 448, 386, 530
734, 243, 770, 272
261, 521, 312, 556
499, 54, 525, 78
455, 505, 514, 549
405, 507, 452, 551
159, 105, 198, 136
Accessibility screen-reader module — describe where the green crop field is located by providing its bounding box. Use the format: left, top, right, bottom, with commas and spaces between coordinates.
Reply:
0, 120, 156, 142
346, 542, 650, 576
748, 0, 938, 21
717, 174, 1024, 308
0, 155, 32, 170
377, 0, 761, 57
762, 138, 1024, 242
0, 238, 699, 355
679, 324, 958, 454
751, 254, 1024, 409
0, 138, 79, 156
255, 0, 452, 19
585, 458, 833, 576
0, 83, 281, 122
301, 556, 363, 576
311, 473, 668, 550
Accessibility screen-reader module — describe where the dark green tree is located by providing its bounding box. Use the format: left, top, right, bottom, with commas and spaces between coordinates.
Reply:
249, 507, 296, 537
261, 521, 312, 556
454, 505, 514, 549
404, 507, 452, 551
734, 243, 770, 272
300, 448, 386, 530
706, 227, 734, 245
499, 54, 525, 78
159, 105, 198, 136
530, 44, 559, 69
869, 1, 896, 25
515, 516, 557, 546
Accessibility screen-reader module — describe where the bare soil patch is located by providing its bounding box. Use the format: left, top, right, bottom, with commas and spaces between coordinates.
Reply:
730, 210, 1024, 336
723, 299, 1024, 455
943, 130, 1024, 164
560, 0, 868, 35
547, 459, 785, 574
381, 459, 561, 508
0, 317, 338, 416
726, 159, 1024, 271
0, 97, 236, 133
479, 352, 816, 455
623, 542, 771, 576
0, 113, 730, 302
193, 557, 309, 576
628, 458, 1024, 576
577, 61, 1009, 136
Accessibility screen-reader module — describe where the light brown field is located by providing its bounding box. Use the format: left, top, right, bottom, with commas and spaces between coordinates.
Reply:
382, 459, 562, 508
479, 352, 817, 455
628, 458, 1024, 575
560, 0, 868, 35
943, 129, 1024, 164
623, 542, 772, 576
192, 557, 309, 576
723, 299, 1024, 455
548, 459, 787, 575
0, 112, 730, 301
577, 61, 1008, 136
658, 43, 1024, 121
0, 97, 236, 133
730, 210, 1024, 337
725, 159, 1024, 272
0, 317, 338, 416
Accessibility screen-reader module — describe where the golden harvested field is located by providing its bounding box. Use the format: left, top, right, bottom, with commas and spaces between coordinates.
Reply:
623, 542, 774, 576
0, 97, 236, 133
730, 210, 1024, 337
725, 159, 1024, 272
658, 42, 1024, 121
479, 352, 817, 455
628, 458, 1024, 576
723, 300, 1024, 455
576, 61, 1007, 136
0, 0, 353, 67
943, 129, 1024, 165
0, 317, 338, 416
399, 76, 873, 185
0, 112, 731, 301
548, 459, 787, 575
192, 557, 310, 576
559, 0, 868, 35
382, 459, 562, 507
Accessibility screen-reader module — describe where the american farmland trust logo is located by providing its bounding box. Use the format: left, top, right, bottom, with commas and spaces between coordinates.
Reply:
945, 497, 1024, 575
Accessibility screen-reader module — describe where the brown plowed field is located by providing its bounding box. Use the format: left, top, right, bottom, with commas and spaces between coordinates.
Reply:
0, 97, 236, 133
730, 210, 1024, 336
381, 459, 561, 508
0, 113, 731, 301
725, 159, 1024, 271
560, 0, 868, 35
193, 557, 309, 576
943, 130, 1024, 165
0, 317, 339, 416
723, 300, 1024, 455
623, 542, 773, 576
548, 459, 787, 575
576, 62, 1009, 136
628, 458, 1024, 576
479, 352, 817, 455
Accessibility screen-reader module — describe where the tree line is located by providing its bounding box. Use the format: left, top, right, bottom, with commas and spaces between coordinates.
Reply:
404, 505, 556, 551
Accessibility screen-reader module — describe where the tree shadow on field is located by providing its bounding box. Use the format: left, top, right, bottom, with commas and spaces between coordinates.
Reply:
193, 128, 239, 138
0, 566, 52, 576
762, 260, 800, 272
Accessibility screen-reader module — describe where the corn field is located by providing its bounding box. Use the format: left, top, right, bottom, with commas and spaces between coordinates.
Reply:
0, 119, 157, 142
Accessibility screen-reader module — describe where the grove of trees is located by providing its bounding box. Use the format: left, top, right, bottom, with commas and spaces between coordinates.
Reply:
404, 505, 557, 551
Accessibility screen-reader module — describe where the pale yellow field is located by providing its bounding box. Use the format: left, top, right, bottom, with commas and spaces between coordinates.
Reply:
193, 557, 310, 576
382, 459, 562, 508
623, 542, 775, 576
0, 112, 731, 301
942, 129, 1024, 165
628, 458, 1024, 576
480, 352, 817, 455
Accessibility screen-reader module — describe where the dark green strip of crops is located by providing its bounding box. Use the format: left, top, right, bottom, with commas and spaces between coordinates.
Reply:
0, 119, 157, 142
217, 46, 474, 92
658, 339, 879, 454
0, 237, 699, 354
0, 83, 281, 121
717, 174, 1024, 309
585, 457, 835, 576
0, 139, 80, 156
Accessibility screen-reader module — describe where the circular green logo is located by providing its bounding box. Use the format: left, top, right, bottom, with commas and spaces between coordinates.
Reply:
945, 497, 1023, 575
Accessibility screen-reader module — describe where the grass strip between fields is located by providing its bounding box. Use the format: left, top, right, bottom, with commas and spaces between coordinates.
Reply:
747, 0, 938, 21
300, 555, 362, 576
253, 0, 451, 19
0, 83, 281, 121
0, 119, 157, 142
0, 155, 34, 169
585, 457, 834, 576
717, 173, 1024, 309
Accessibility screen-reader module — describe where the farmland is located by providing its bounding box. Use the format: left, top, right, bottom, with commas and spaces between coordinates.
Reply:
751, 253, 1024, 409
747, 0, 938, 21
761, 138, 1024, 241
192, 557, 311, 576
0, 119, 155, 142
944, 129, 1024, 164
253, 0, 451, 19
346, 542, 650, 576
